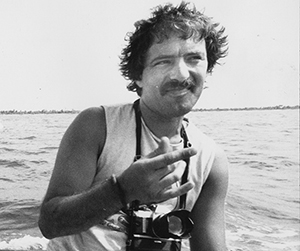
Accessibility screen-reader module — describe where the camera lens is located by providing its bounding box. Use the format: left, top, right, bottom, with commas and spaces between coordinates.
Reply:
152, 209, 194, 239
168, 215, 183, 236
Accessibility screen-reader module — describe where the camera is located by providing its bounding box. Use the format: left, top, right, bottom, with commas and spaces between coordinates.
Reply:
126, 203, 194, 251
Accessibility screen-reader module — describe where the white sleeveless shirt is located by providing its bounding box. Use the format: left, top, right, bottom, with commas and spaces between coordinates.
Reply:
47, 103, 216, 251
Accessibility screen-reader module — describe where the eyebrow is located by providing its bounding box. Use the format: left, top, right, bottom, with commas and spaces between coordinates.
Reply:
185, 51, 206, 57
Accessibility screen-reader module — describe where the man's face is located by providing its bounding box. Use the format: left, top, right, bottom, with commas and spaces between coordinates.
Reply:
137, 35, 208, 118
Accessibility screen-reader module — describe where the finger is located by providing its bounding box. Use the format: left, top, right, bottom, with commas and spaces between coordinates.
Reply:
146, 136, 172, 159
154, 162, 177, 180
145, 147, 197, 170
158, 181, 194, 203
158, 160, 186, 187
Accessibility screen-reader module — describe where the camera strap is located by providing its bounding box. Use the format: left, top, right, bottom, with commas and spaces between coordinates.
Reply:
133, 99, 191, 209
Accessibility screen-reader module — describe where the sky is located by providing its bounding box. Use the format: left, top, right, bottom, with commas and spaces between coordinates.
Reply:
0, 0, 299, 111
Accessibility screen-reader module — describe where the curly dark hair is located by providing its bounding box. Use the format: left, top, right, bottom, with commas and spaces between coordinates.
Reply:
120, 1, 228, 96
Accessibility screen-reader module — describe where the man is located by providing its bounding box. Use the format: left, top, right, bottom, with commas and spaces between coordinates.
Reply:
39, 2, 228, 251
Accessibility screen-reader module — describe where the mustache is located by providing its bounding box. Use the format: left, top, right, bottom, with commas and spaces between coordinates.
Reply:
164, 78, 195, 89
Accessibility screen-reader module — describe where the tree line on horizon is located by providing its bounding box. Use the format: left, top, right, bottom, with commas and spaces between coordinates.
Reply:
192, 104, 299, 112
0, 105, 299, 115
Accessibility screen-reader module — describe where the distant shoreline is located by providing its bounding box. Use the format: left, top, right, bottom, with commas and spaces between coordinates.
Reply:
0, 109, 80, 115
0, 105, 299, 115
192, 105, 299, 112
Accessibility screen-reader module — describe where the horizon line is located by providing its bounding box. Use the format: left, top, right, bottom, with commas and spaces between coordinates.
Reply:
0, 104, 299, 115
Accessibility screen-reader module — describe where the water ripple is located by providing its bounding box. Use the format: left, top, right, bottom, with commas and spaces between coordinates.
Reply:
0, 159, 29, 169
17, 136, 36, 140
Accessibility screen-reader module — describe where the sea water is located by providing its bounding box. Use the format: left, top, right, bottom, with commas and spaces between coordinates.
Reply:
0, 109, 299, 250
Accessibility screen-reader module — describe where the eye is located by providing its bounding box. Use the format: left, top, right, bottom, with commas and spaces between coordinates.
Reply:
186, 54, 206, 63
154, 59, 171, 66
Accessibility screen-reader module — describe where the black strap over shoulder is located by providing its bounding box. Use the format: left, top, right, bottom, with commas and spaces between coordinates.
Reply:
132, 99, 191, 209
131, 99, 143, 213
133, 99, 142, 159
179, 123, 190, 209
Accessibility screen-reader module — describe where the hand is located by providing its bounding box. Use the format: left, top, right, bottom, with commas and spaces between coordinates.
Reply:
117, 137, 197, 205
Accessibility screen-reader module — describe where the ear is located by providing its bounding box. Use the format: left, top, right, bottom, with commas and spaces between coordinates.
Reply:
136, 80, 143, 88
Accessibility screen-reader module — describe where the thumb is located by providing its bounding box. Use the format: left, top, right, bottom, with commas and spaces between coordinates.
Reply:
146, 136, 172, 158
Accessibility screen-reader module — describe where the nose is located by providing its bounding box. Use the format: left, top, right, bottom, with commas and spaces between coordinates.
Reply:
169, 58, 190, 82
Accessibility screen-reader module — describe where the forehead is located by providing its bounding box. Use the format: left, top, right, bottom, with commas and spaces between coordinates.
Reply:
145, 36, 206, 62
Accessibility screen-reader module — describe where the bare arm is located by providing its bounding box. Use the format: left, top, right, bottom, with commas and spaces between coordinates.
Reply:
39, 108, 198, 239
38, 107, 121, 238
189, 145, 229, 251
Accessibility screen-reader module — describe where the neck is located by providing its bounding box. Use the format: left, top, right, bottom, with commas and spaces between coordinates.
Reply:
139, 99, 184, 143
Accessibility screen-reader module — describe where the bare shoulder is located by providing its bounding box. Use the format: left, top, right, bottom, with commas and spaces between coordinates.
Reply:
206, 144, 229, 195
63, 107, 106, 151
212, 144, 228, 175
191, 143, 228, 209
71, 106, 105, 135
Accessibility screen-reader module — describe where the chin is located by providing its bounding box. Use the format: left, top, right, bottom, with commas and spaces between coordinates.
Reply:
170, 102, 195, 117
